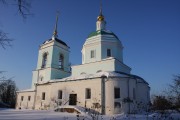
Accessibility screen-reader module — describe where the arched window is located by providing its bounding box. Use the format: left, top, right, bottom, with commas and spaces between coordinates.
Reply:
59, 54, 64, 69
42, 53, 47, 68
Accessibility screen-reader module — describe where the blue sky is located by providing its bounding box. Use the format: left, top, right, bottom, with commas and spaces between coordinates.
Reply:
0, 0, 180, 95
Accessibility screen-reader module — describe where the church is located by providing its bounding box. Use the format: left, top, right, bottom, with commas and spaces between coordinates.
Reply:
16, 7, 150, 115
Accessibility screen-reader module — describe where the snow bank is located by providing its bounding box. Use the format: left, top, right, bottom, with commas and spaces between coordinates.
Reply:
0, 109, 179, 120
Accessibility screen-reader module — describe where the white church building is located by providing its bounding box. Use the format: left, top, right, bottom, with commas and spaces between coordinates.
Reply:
16, 8, 150, 115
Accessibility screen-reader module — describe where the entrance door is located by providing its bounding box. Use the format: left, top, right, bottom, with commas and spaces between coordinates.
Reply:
69, 94, 77, 105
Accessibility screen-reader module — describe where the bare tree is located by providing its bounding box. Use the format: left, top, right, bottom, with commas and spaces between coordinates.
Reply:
0, 72, 18, 108
0, 0, 32, 49
168, 75, 180, 111
152, 74, 180, 113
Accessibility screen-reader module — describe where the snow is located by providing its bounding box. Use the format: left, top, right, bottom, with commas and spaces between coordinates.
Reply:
48, 71, 128, 83
17, 88, 35, 93
54, 105, 87, 115
0, 109, 179, 120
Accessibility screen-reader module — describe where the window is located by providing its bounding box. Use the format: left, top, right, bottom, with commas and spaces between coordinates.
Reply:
85, 88, 91, 99
114, 102, 121, 108
28, 96, 31, 101
114, 102, 121, 113
133, 88, 136, 99
107, 49, 111, 57
42, 53, 47, 68
59, 54, 64, 69
114, 88, 120, 99
58, 90, 63, 99
90, 50, 95, 58
42, 92, 46, 100
40, 76, 43, 81
21, 96, 24, 101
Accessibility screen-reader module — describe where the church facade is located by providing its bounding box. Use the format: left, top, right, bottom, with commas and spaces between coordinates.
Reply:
16, 9, 150, 115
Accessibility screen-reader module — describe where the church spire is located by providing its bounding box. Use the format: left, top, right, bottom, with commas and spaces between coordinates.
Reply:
96, 0, 106, 31
52, 11, 59, 40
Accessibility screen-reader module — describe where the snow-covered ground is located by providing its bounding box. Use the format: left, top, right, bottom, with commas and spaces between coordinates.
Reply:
0, 108, 179, 120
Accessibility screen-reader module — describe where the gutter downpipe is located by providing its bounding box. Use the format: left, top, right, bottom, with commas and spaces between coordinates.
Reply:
33, 83, 37, 109
101, 75, 106, 115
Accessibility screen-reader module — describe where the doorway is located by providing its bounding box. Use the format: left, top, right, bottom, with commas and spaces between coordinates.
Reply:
69, 94, 77, 105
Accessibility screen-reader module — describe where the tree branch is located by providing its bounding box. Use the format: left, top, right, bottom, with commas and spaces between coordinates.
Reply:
17, 0, 32, 19
0, 30, 13, 49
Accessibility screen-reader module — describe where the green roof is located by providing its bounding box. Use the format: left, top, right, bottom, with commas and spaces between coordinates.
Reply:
87, 30, 119, 40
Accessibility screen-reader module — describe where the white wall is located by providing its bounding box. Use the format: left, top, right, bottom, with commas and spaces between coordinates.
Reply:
82, 34, 124, 64
72, 58, 131, 76
34, 78, 102, 113
17, 76, 150, 115
16, 91, 35, 109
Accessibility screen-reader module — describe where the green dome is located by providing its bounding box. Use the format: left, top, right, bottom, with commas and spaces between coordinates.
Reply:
87, 30, 119, 40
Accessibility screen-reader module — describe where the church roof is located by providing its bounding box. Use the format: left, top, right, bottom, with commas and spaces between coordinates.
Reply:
46, 71, 148, 85
42, 38, 68, 47
53, 38, 68, 47
87, 30, 119, 40
16, 88, 35, 93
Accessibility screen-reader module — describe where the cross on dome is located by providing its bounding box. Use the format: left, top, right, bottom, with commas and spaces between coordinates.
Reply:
52, 11, 60, 40
96, 0, 106, 30
97, 0, 104, 21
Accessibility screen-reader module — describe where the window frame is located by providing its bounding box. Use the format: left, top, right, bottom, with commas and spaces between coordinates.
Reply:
42, 92, 46, 100
90, 50, 95, 58
114, 87, 120, 99
58, 90, 63, 99
42, 53, 48, 68
21, 96, 24, 101
107, 49, 111, 57
85, 88, 91, 99
28, 96, 31, 101
39, 76, 43, 81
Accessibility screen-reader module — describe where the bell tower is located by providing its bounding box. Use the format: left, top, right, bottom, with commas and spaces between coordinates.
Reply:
31, 13, 71, 89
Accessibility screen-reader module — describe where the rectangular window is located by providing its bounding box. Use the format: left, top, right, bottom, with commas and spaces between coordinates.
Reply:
58, 90, 63, 99
133, 88, 136, 99
21, 96, 24, 101
90, 50, 95, 58
107, 49, 111, 57
85, 88, 91, 99
42, 92, 46, 100
28, 96, 31, 101
114, 88, 120, 99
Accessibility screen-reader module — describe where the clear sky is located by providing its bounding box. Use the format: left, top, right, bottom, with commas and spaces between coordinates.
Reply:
0, 0, 180, 95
